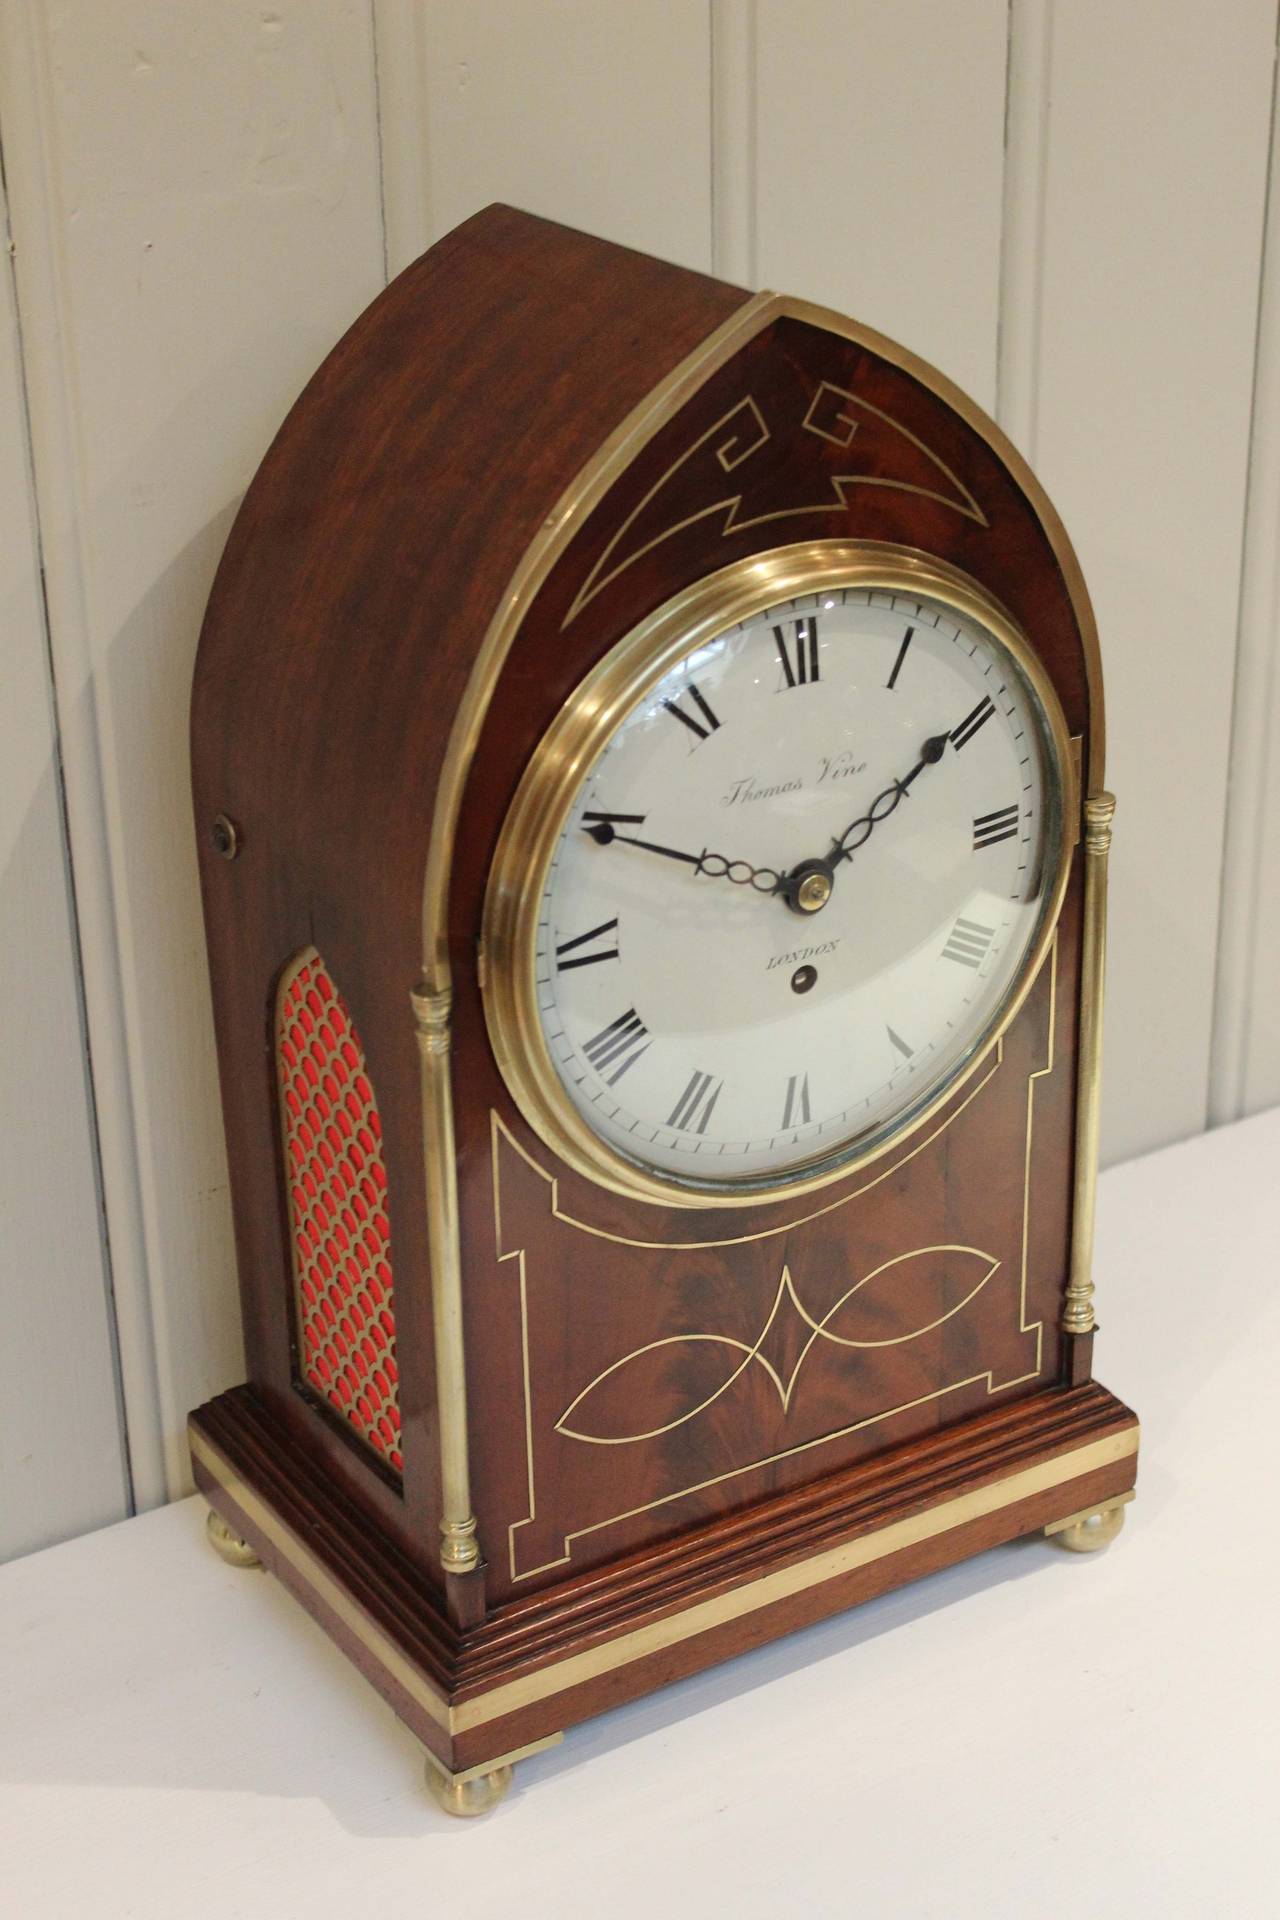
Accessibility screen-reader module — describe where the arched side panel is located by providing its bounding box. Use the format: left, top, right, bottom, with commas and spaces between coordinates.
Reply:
277, 949, 402, 1478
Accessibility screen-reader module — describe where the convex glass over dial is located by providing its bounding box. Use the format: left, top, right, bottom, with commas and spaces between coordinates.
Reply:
486, 552, 1071, 1199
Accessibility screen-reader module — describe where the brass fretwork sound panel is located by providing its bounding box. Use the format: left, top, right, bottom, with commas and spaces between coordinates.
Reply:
277, 949, 401, 1475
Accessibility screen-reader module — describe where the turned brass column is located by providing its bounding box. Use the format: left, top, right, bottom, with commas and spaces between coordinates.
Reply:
1062, 792, 1116, 1335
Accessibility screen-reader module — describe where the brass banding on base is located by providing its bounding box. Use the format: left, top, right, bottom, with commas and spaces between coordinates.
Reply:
191, 1421, 1136, 1738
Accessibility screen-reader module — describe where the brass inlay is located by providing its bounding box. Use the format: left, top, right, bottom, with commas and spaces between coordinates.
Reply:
420, 287, 1105, 1005
190, 1426, 451, 1733
556, 1251, 1001, 1445
498, 942, 1055, 1581
1062, 791, 1116, 1337
190, 1421, 1137, 1735
800, 381, 988, 530
483, 545, 1075, 1209
414, 283, 1109, 1569
562, 383, 987, 629
410, 981, 479, 1577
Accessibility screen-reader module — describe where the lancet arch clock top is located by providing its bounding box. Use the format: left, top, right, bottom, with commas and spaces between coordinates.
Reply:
189, 205, 1137, 1816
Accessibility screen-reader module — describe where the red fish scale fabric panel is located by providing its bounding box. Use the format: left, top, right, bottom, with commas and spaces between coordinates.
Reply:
277, 951, 402, 1474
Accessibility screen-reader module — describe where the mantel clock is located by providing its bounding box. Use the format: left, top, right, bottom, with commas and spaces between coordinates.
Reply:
190, 206, 1138, 1816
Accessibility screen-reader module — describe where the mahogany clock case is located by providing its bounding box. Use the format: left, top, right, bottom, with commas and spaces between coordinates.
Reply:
189, 205, 1137, 1783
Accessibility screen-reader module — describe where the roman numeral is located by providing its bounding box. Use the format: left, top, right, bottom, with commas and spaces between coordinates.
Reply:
973, 803, 1020, 850
886, 626, 913, 690
941, 917, 996, 968
583, 1009, 650, 1084
555, 918, 619, 971
951, 695, 995, 751
667, 1069, 723, 1134
886, 1026, 914, 1063
662, 682, 721, 742
781, 1072, 811, 1129
582, 809, 646, 828
773, 617, 820, 689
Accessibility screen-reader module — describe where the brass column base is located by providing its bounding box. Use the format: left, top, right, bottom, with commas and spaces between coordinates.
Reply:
1044, 1490, 1133, 1554
205, 1507, 262, 1569
424, 1754, 513, 1818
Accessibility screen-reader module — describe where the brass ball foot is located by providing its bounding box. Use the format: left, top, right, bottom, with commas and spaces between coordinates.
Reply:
205, 1507, 262, 1569
424, 1757, 513, 1818
1047, 1500, 1127, 1554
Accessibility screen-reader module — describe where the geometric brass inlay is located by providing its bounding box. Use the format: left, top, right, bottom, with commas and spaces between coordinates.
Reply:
496, 938, 1058, 1581
563, 385, 988, 628
557, 1251, 1000, 1445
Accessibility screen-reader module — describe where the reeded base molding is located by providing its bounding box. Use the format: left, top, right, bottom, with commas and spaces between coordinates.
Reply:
190, 1380, 1138, 1780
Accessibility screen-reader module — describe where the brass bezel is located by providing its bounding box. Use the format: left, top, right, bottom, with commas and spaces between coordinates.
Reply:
482, 541, 1076, 1209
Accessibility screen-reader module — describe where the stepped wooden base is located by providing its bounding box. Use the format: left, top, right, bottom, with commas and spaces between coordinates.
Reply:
190, 1381, 1138, 1782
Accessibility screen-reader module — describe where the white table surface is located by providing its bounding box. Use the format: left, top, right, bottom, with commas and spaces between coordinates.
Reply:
3, 1109, 1278, 1920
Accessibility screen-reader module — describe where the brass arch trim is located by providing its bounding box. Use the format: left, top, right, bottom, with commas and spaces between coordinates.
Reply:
421, 287, 1104, 995
416, 282, 1106, 1574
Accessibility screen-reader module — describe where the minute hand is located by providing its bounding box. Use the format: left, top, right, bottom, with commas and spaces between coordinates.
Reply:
830, 732, 950, 866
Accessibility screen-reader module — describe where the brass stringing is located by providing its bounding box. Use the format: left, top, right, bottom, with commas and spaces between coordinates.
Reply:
563, 387, 988, 629
495, 941, 1056, 1582
556, 1252, 1001, 1446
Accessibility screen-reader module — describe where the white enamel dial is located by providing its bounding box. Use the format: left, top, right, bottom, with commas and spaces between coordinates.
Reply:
530, 581, 1064, 1190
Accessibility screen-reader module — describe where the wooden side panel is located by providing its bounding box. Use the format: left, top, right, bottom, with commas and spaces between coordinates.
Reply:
191, 207, 749, 1574
0, 0, 388, 1505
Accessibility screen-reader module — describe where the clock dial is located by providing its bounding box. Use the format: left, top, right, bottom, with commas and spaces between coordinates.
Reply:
526, 578, 1067, 1190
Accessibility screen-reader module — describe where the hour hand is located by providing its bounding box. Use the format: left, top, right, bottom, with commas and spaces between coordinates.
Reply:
584, 822, 701, 866
584, 821, 783, 896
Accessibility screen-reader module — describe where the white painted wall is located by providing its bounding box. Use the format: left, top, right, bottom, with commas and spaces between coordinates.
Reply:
1, 0, 1276, 1554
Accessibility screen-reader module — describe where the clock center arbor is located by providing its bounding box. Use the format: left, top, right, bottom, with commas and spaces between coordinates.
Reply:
189, 205, 1137, 1808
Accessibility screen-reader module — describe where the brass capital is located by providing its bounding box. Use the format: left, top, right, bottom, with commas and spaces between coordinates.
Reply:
440, 1515, 480, 1575
411, 980, 453, 1055
1083, 790, 1115, 856
1061, 1277, 1096, 1336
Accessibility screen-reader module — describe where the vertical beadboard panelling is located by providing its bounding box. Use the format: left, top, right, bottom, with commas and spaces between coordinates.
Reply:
1026, 0, 1275, 1165
752, 0, 1009, 413
0, 0, 387, 1499
710, 0, 756, 285
1211, 42, 1280, 1125
0, 177, 130, 1559
996, 1, 1052, 453
381, 0, 713, 276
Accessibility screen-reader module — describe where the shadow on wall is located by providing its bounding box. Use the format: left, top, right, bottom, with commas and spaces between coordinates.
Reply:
68, 490, 250, 1498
